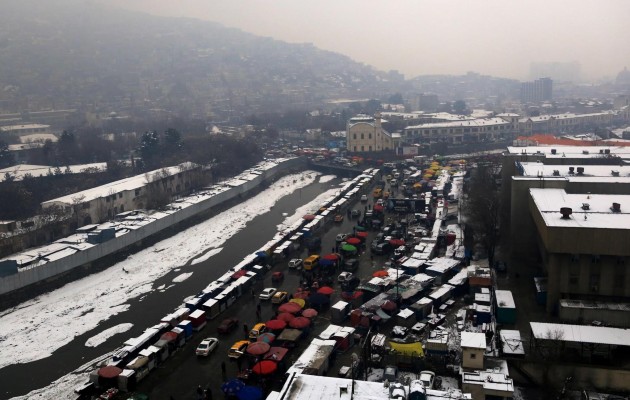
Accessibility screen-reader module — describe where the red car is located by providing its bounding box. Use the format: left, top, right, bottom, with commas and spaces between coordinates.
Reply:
217, 317, 239, 334
271, 271, 284, 283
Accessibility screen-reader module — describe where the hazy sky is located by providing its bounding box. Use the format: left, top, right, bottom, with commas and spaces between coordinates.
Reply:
103, 0, 630, 81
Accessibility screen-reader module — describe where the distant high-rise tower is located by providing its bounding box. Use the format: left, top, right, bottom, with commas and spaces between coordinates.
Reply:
520, 77, 553, 103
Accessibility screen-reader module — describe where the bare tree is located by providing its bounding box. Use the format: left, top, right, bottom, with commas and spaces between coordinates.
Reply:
462, 163, 501, 265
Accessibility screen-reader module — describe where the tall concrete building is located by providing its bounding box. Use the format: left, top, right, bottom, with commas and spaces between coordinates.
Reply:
520, 77, 553, 103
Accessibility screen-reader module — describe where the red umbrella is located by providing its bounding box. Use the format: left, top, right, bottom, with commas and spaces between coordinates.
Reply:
356, 231, 368, 238
257, 332, 276, 344
231, 270, 247, 280
303, 214, 316, 221
278, 302, 302, 314
246, 341, 271, 355
289, 316, 311, 329
98, 366, 122, 379
346, 237, 361, 245
381, 300, 398, 312
389, 239, 405, 247
373, 270, 389, 277
265, 319, 287, 330
302, 308, 318, 318
160, 331, 178, 342
374, 204, 384, 212
252, 360, 278, 375
293, 291, 309, 300
276, 312, 295, 322
322, 253, 339, 261
317, 286, 334, 295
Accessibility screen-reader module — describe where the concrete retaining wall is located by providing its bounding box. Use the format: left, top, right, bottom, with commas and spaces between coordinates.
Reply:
0, 158, 305, 295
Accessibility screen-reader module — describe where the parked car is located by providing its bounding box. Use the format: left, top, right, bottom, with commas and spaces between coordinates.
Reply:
334, 214, 344, 223
249, 323, 267, 340
217, 318, 239, 334
341, 276, 360, 291
338, 271, 354, 283
360, 194, 368, 202
288, 258, 303, 269
351, 209, 361, 218
196, 337, 219, 357
271, 291, 288, 304
374, 242, 392, 255
259, 288, 277, 300
383, 365, 398, 382
228, 340, 249, 359
271, 271, 284, 283
336, 233, 349, 242
419, 370, 436, 389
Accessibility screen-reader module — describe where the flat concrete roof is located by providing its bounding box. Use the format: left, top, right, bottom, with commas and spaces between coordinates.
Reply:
530, 188, 630, 230
519, 162, 630, 179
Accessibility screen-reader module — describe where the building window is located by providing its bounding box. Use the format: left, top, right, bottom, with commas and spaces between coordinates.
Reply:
118, 193, 123, 199
361, 133, 364, 139
361, 145, 365, 151
369, 146, 372, 151
369, 133, 372, 139
591, 255, 600, 263
135, 189, 141, 196
106, 197, 110, 203
353, 134, 357, 140
589, 273, 600, 293
569, 271, 579, 286
82, 203, 90, 209
470, 353, 476, 359
571, 254, 580, 263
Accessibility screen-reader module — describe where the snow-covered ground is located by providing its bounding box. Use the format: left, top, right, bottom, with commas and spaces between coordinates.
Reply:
3, 172, 340, 400
84, 323, 134, 348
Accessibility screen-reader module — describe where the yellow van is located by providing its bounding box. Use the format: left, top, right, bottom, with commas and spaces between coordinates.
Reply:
303, 255, 320, 271
373, 188, 383, 198
249, 323, 267, 340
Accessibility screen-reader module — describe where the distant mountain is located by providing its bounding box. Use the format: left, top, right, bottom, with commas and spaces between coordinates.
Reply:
0, 1, 400, 118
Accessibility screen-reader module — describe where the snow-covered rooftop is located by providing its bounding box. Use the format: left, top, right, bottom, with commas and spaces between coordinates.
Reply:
518, 162, 630, 180
495, 290, 515, 309
530, 322, 630, 347
42, 163, 198, 206
507, 145, 630, 158
500, 330, 525, 355
461, 331, 486, 349
530, 188, 630, 229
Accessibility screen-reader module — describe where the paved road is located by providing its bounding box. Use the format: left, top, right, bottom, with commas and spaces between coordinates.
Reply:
132, 187, 377, 400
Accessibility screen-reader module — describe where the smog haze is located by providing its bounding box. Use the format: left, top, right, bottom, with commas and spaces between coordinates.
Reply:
103, 0, 630, 81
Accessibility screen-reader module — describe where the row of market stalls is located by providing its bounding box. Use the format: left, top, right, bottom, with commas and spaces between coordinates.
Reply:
87, 168, 381, 394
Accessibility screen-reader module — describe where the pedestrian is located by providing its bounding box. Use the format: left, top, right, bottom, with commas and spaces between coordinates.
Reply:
243, 323, 249, 337
197, 385, 204, 400
221, 361, 227, 380
256, 309, 261, 321
204, 388, 213, 400
251, 288, 255, 298
256, 303, 261, 313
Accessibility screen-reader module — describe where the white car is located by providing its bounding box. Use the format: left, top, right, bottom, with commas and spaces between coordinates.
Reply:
419, 370, 436, 389
336, 233, 349, 242
259, 287, 277, 300
360, 194, 368, 202
288, 259, 303, 269
338, 271, 354, 283
196, 337, 219, 357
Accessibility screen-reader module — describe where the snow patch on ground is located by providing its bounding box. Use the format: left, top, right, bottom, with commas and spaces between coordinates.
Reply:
172, 272, 193, 283
318, 174, 336, 183
276, 187, 341, 232
84, 323, 134, 348
0, 171, 319, 372
190, 247, 223, 265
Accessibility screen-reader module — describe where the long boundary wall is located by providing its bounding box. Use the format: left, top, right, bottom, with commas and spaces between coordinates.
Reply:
0, 157, 306, 296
